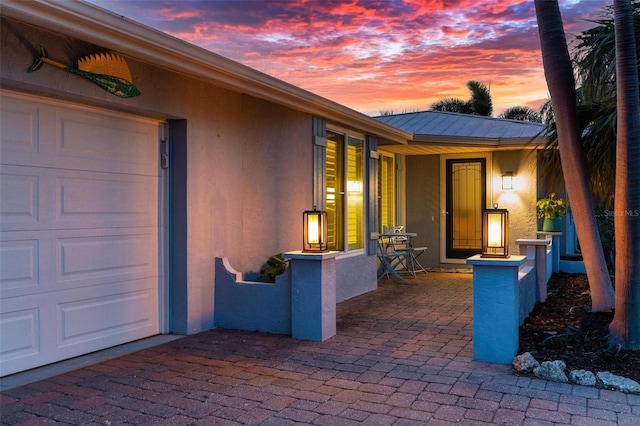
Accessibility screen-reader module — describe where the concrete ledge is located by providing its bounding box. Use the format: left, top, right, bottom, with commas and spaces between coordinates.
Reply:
466, 254, 527, 267
282, 250, 339, 260
536, 231, 563, 238
516, 238, 551, 246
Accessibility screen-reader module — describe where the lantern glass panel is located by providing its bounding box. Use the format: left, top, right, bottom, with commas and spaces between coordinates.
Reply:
303, 210, 328, 252
482, 209, 509, 258
487, 213, 504, 247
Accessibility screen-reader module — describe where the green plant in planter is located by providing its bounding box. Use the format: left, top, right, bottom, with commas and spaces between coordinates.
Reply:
259, 254, 289, 283
536, 193, 567, 231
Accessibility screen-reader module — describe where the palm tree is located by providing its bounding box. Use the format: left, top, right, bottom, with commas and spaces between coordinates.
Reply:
537, 3, 640, 208
609, 0, 640, 350
430, 97, 471, 114
430, 80, 493, 116
534, 0, 615, 312
498, 106, 542, 122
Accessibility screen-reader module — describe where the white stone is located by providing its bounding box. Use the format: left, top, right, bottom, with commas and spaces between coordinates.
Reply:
513, 352, 540, 373
569, 370, 596, 386
597, 371, 640, 394
534, 360, 568, 383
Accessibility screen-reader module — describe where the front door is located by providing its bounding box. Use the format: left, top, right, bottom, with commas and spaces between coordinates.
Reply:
445, 158, 486, 259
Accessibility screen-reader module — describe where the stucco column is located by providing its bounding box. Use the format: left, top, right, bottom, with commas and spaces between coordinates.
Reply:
537, 231, 562, 273
282, 251, 338, 341
516, 239, 551, 302
467, 254, 527, 364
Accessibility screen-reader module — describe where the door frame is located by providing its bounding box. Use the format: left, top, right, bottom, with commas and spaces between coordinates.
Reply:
439, 152, 492, 264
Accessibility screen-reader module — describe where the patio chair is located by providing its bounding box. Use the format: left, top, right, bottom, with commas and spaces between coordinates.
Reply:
376, 237, 410, 283
384, 233, 427, 278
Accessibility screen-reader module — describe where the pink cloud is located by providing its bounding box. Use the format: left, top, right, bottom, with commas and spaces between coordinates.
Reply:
88, 0, 611, 116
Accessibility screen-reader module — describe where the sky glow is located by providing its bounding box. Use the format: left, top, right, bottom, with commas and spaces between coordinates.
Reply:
87, 0, 611, 116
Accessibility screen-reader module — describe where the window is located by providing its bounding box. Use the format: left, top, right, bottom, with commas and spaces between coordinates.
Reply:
378, 154, 395, 231
326, 130, 365, 251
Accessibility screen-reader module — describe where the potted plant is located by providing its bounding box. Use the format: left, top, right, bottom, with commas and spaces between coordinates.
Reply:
258, 254, 289, 283
536, 193, 567, 232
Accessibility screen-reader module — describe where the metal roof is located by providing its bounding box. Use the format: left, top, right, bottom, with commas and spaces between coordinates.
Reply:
375, 110, 547, 155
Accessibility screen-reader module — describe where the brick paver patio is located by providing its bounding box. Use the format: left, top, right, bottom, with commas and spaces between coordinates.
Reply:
1, 272, 639, 425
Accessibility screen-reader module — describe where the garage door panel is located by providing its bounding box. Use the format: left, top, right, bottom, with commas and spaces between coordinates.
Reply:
58, 230, 158, 286
1, 91, 162, 376
1, 278, 158, 376
1, 94, 159, 176
59, 282, 158, 347
0, 307, 40, 363
0, 99, 40, 156
1, 165, 158, 232
57, 172, 157, 227
0, 171, 39, 227
57, 109, 158, 175
1, 228, 157, 298
0, 238, 40, 291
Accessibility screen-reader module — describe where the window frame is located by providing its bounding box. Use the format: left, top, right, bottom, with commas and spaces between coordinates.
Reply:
378, 152, 396, 232
326, 126, 366, 254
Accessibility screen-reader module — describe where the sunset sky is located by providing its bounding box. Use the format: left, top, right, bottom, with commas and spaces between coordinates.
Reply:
87, 0, 611, 116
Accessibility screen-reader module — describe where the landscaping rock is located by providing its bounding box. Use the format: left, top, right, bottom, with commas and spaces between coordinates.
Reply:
534, 360, 568, 383
597, 371, 640, 394
569, 369, 596, 386
513, 352, 540, 373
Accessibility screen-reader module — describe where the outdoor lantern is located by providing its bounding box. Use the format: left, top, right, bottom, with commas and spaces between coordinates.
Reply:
303, 209, 328, 253
482, 206, 509, 258
502, 172, 514, 190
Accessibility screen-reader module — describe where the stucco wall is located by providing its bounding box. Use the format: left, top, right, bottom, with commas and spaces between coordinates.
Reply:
1, 18, 312, 334
335, 254, 377, 302
405, 155, 441, 268
492, 150, 539, 254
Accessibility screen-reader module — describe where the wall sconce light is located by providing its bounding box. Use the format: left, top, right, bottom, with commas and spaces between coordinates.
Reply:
303, 208, 328, 253
502, 172, 514, 190
482, 205, 509, 258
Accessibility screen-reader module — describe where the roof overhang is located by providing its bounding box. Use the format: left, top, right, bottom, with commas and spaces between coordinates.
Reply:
0, 0, 411, 145
379, 135, 546, 155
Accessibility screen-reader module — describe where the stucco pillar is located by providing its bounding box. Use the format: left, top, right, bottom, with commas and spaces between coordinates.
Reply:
537, 231, 562, 273
516, 239, 551, 302
467, 254, 527, 364
282, 251, 338, 341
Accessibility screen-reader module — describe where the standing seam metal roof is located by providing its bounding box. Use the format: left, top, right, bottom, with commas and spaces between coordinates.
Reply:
375, 110, 545, 141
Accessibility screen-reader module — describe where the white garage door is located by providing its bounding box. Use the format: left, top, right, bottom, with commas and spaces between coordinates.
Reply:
0, 91, 162, 376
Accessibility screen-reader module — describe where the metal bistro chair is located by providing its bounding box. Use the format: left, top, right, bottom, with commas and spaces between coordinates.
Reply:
386, 231, 427, 278
376, 236, 410, 284
403, 244, 428, 277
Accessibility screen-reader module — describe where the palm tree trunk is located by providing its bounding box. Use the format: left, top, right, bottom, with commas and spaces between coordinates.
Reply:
609, 0, 640, 349
534, 0, 615, 311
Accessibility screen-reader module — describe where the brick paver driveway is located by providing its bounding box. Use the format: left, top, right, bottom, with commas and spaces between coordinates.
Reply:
1, 272, 639, 425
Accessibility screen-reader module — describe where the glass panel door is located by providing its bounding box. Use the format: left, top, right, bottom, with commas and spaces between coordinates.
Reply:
446, 158, 486, 259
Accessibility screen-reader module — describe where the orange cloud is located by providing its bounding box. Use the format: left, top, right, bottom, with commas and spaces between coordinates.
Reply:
88, 0, 612, 116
